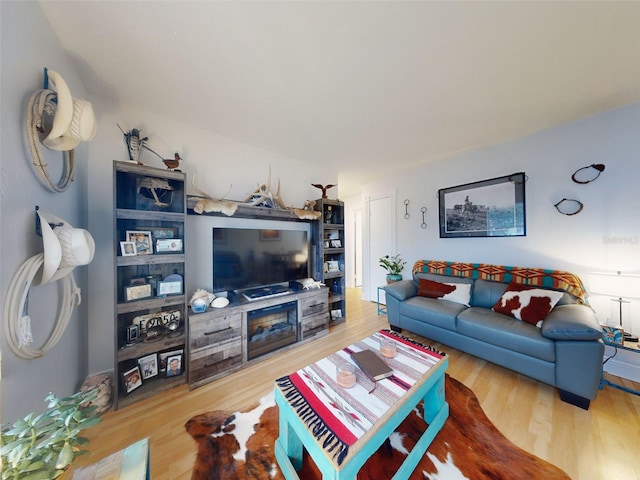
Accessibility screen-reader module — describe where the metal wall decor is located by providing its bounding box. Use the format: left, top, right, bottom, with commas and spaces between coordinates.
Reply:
554, 198, 584, 216
404, 199, 410, 219
421, 207, 427, 229
571, 164, 605, 184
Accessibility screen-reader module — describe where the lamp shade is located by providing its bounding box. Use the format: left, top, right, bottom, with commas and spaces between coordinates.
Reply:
588, 272, 640, 299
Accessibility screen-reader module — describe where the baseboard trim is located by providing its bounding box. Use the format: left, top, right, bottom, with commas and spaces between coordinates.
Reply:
603, 347, 640, 383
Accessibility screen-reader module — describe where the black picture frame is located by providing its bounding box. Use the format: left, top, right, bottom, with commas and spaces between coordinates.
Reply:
165, 353, 183, 377
122, 366, 143, 394
157, 279, 182, 297
137, 353, 159, 380
438, 172, 526, 238
124, 283, 153, 302
155, 238, 183, 253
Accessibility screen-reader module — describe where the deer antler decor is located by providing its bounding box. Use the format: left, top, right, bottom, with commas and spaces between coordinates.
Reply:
191, 173, 238, 216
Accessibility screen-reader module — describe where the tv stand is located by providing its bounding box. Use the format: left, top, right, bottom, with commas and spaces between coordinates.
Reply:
188, 287, 329, 389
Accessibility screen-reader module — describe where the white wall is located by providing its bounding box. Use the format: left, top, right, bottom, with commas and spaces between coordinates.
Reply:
359, 103, 640, 380
0, 2, 92, 419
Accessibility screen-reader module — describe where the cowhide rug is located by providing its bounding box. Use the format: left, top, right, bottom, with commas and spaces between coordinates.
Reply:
186, 375, 570, 480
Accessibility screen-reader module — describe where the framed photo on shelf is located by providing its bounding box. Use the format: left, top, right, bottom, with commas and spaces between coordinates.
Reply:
155, 238, 183, 253
137, 353, 159, 380
159, 349, 183, 372
325, 260, 340, 273
143, 227, 178, 240
120, 241, 137, 256
125, 324, 139, 344
330, 239, 342, 248
126, 230, 153, 255
124, 283, 153, 302
157, 279, 182, 297
122, 366, 143, 394
130, 277, 147, 286
165, 353, 183, 377
438, 172, 526, 238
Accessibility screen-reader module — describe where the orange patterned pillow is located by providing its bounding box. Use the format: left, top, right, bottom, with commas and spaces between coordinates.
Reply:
417, 278, 471, 306
492, 283, 564, 327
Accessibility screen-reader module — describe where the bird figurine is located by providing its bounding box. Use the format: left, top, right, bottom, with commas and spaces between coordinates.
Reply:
141, 144, 183, 171
163, 152, 182, 171
311, 183, 337, 199
117, 124, 148, 163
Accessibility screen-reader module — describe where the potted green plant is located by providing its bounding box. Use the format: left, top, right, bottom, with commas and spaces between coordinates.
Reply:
379, 254, 407, 283
1, 390, 101, 479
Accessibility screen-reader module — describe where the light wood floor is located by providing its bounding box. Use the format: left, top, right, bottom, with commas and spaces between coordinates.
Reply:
73, 289, 640, 480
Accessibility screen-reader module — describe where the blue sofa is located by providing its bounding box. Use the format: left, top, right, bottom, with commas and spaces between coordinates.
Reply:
384, 261, 604, 409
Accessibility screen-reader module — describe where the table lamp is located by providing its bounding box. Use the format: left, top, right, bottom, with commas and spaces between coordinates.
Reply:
589, 271, 640, 342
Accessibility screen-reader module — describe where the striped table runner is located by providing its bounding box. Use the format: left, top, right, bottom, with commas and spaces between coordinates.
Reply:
275, 329, 445, 466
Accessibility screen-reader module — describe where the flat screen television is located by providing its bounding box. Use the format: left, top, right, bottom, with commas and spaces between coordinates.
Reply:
212, 227, 310, 293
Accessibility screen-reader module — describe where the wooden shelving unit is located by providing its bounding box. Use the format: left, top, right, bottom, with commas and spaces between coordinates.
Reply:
313, 198, 346, 324
113, 161, 188, 410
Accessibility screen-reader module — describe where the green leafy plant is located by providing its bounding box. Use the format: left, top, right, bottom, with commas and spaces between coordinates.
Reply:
378, 254, 406, 275
1, 390, 102, 480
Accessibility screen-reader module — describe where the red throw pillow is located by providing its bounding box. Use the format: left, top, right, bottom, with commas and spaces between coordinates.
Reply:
417, 278, 471, 306
492, 283, 564, 327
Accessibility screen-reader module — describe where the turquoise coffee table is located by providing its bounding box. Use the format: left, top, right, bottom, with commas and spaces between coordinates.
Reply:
274, 330, 449, 479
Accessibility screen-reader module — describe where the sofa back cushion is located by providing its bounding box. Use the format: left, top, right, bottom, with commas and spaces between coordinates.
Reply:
471, 279, 508, 308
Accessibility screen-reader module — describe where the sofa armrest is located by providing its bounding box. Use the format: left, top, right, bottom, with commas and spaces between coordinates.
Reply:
541, 304, 603, 341
384, 280, 417, 302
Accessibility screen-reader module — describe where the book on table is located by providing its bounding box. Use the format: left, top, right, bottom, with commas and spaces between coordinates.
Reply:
350, 349, 393, 381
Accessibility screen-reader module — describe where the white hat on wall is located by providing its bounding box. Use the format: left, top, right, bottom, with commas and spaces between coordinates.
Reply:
41, 70, 97, 152
38, 210, 95, 284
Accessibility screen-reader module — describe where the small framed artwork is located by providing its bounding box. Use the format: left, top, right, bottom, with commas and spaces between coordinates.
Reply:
122, 366, 143, 394
327, 260, 340, 272
165, 353, 183, 377
156, 238, 183, 253
126, 230, 153, 255
125, 324, 139, 344
157, 279, 183, 297
159, 349, 183, 372
330, 239, 342, 248
144, 227, 178, 240
438, 172, 526, 238
137, 353, 159, 380
124, 283, 153, 302
120, 241, 137, 256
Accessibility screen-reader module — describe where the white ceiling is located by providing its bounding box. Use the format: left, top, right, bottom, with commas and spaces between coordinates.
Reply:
39, 1, 640, 196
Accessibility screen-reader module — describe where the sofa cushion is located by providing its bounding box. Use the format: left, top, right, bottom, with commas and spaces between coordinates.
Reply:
457, 307, 556, 362
384, 280, 418, 302
492, 283, 564, 327
541, 304, 604, 341
399, 296, 467, 332
471, 279, 508, 309
417, 278, 471, 306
